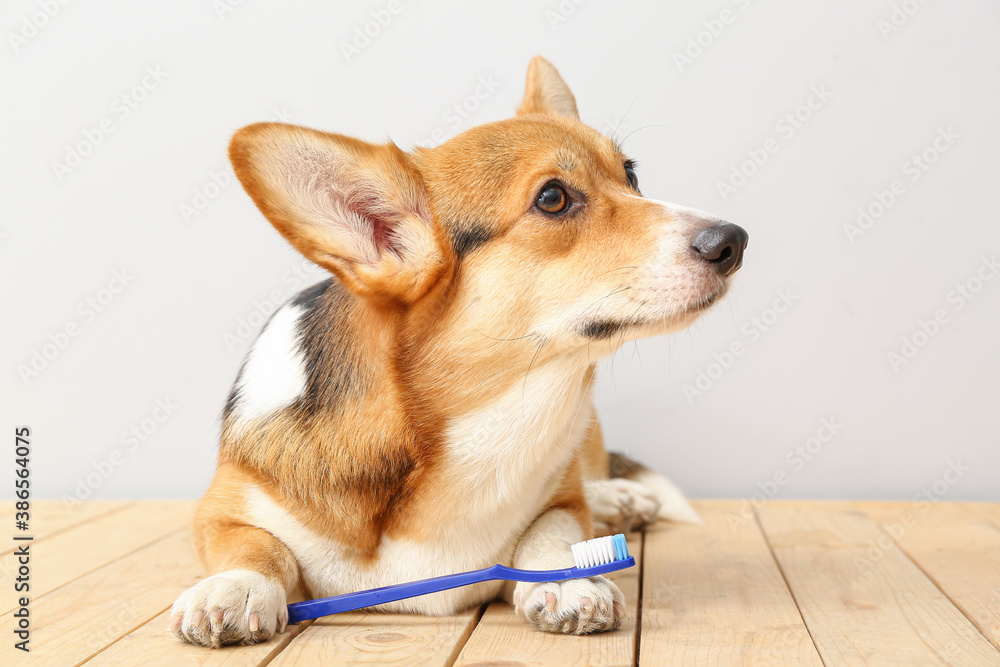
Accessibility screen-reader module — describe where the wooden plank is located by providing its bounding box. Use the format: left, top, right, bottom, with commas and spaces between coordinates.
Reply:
272, 607, 480, 666
11, 499, 997, 666
640, 500, 822, 666
0, 505, 16, 527
0, 529, 196, 665
758, 502, 1000, 665
859, 501, 1000, 652
76, 525, 312, 667
85, 609, 310, 667
454, 532, 642, 667
0, 501, 195, 613
0, 500, 133, 556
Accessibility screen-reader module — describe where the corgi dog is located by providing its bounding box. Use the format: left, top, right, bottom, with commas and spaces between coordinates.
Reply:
170, 56, 747, 647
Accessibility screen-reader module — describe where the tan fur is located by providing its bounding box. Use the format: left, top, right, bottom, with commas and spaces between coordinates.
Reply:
218, 90, 689, 552
518, 55, 580, 119
229, 126, 450, 305
543, 455, 593, 538
193, 464, 300, 592
172, 55, 744, 647
579, 390, 611, 481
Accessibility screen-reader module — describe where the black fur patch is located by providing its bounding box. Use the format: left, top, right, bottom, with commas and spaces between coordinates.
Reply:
608, 452, 645, 478
294, 279, 359, 417
222, 377, 242, 421
292, 279, 331, 309
452, 224, 494, 260
579, 319, 626, 340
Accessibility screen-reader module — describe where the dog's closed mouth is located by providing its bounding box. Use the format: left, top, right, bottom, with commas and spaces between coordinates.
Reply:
579, 318, 635, 340
579, 289, 724, 341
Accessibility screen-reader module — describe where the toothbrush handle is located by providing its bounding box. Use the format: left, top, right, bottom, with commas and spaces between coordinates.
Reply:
287, 565, 502, 624
285, 557, 635, 624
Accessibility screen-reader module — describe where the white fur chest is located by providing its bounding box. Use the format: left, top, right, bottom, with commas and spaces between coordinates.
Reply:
242, 358, 595, 615
438, 358, 594, 548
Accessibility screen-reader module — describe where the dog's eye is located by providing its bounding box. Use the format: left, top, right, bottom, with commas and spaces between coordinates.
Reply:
536, 181, 569, 214
624, 161, 639, 191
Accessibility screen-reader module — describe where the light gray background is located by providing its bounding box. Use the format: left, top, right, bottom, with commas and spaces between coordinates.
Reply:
3, 1, 998, 503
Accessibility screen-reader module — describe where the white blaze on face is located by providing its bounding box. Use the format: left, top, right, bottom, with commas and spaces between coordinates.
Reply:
648, 198, 721, 227
230, 303, 309, 427
644, 198, 722, 271
641, 198, 725, 306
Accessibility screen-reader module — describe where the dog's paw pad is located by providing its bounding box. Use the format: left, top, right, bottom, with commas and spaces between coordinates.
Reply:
169, 569, 287, 647
585, 478, 662, 534
514, 576, 625, 635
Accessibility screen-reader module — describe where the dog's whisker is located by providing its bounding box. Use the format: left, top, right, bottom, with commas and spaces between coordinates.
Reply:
619, 123, 676, 148
596, 265, 640, 278
520, 336, 547, 410
616, 301, 647, 350
611, 93, 641, 146
476, 330, 542, 343
585, 283, 631, 324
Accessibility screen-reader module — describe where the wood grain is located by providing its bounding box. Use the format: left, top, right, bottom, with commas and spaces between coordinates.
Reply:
9, 499, 1000, 665
640, 500, 822, 666
85, 609, 309, 667
0, 500, 132, 557
1, 501, 194, 615
79, 529, 311, 667
454, 532, 642, 667
0, 529, 198, 665
859, 501, 1000, 652
271, 608, 480, 666
758, 502, 1000, 665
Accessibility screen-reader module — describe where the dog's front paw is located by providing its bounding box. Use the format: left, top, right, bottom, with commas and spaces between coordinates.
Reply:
585, 478, 661, 535
513, 576, 625, 634
168, 569, 287, 647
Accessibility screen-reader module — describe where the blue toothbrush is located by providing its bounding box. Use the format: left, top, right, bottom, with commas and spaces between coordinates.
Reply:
286, 533, 634, 624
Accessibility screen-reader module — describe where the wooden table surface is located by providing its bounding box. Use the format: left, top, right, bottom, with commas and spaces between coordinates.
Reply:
3, 500, 999, 666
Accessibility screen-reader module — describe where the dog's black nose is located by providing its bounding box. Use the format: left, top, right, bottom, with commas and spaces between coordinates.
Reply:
691, 223, 748, 276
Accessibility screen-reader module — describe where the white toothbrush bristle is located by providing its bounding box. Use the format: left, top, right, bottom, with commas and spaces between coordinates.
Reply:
571, 535, 623, 568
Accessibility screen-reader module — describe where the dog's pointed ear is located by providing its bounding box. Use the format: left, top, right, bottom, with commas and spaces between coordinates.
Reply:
229, 123, 447, 305
517, 56, 579, 119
